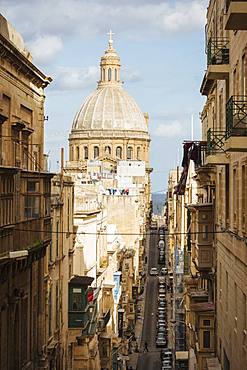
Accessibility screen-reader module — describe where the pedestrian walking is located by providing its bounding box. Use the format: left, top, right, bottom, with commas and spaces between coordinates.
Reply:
144, 341, 149, 352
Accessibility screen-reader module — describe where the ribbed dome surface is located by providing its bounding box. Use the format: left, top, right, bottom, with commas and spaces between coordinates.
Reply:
72, 86, 148, 133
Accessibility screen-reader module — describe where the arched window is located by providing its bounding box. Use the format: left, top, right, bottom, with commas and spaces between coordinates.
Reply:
94, 146, 99, 158
71, 146, 74, 161
103, 68, 105, 81
105, 146, 111, 155
84, 146, 88, 160
127, 146, 133, 160
115, 68, 118, 81
76, 146, 80, 160
108, 68, 112, 81
116, 146, 122, 159
137, 147, 141, 160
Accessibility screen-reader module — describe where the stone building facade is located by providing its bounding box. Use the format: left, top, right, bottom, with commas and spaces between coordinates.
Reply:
200, 1, 247, 369
172, 1, 247, 369
0, 15, 52, 370
44, 170, 74, 369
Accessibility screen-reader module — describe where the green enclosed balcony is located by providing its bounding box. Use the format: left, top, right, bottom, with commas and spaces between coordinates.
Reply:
225, 1, 247, 30
68, 275, 98, 336
225, 96, 247, 151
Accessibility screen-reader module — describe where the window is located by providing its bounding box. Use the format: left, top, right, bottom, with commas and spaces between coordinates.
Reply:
127, 146, 133, 160
94, 146, 99, 158
24, 196, 39, 218
225, 165, 229, 225
203, 320, 211, 326
203, 330, 211, 348
233, 167, 239, 227
137, 147, 141, 160
108, 68, 112, 81
242, 165, 246, 231
56, 221, 59, 257
226, 271, 229, 312
84, 146, 88, 160
116, 146, 122, 158
22, 131, 29, 170
115, 68, 118, 81
76, 146, 79, 160
55, 282, 59, 329
105, 146, 111, 155
103, 68, 105, 81
48, 288, 52, 337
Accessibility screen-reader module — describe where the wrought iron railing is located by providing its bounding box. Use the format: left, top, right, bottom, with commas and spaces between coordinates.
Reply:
207, 38, 229, 65
207, 129, 226, 154
226, 95, 247, 137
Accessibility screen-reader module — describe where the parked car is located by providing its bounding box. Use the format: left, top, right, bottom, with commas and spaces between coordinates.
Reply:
156, 334, 167, 347
149, 267, 158, 276
158, 240, 165, 248
160, 267, 168, 275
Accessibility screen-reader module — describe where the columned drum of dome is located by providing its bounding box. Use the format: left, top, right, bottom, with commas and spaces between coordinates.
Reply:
68, 32, 150, 166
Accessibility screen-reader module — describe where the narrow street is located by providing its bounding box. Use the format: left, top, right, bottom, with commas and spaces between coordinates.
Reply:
136, 229, 162, 370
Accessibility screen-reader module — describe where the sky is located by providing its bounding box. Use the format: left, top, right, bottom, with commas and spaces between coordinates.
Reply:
1, 0, 208, 192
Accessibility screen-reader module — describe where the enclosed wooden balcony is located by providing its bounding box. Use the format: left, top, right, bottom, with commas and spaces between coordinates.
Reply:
189, 203, 214, 272
225, 1, 247, 30
225, 96, 247, 151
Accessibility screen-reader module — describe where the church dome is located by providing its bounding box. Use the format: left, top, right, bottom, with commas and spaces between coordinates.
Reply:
72, 86, 148, 132
71, 31, 148, 134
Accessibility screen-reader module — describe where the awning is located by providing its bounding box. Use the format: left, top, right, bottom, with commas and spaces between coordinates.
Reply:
69, 275, 94, 286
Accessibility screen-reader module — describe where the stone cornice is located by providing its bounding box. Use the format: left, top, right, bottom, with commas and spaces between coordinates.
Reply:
69, 129, 150, 141
0, 34, 52, 88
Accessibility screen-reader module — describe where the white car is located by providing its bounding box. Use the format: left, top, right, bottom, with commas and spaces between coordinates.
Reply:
150, 267, 158, 276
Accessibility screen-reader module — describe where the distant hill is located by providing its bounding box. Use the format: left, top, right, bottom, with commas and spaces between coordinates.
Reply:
152, 193, 165, 215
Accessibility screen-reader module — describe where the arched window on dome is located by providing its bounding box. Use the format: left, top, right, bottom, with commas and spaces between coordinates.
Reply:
116, 146, 122, 159
94, 146, 99, 159
76, 146, 80, 160
71, 146, 74, 161
105, 146, 111, 156
115, 68, 117, 81
108, 68, 112, 81
127, 146, 133, 160
137, 147, 141, 160
84, 146, 88, 160
103, 68, 106, 81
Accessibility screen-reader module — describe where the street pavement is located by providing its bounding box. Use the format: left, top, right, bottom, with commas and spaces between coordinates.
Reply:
136, 230, 162, 370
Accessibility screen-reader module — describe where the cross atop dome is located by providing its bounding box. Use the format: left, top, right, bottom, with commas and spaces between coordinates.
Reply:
107, 29, 114, 49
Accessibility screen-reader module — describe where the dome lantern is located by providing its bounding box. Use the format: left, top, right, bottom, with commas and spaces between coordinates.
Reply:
98, 30, 121, 87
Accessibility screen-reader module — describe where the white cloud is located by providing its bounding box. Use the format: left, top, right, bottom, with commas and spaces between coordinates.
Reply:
28, 35, 63, 64
53, 66, 98, 91
153, 121, 183, 138
2, 1, 207, 44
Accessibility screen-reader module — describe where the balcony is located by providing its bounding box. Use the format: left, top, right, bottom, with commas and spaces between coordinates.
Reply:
205, 129, 228, 165
201, 38, 229, 96
200, 73, 214, 96
225, 96, 247, 151
206, 38, 230, 80
225, 1, 247, 30
189, 203, 214, 272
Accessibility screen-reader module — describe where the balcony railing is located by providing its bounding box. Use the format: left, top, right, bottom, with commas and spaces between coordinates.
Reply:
226, 96, 247, 137
207, 38, 229, 65
207, 129, 226, 154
